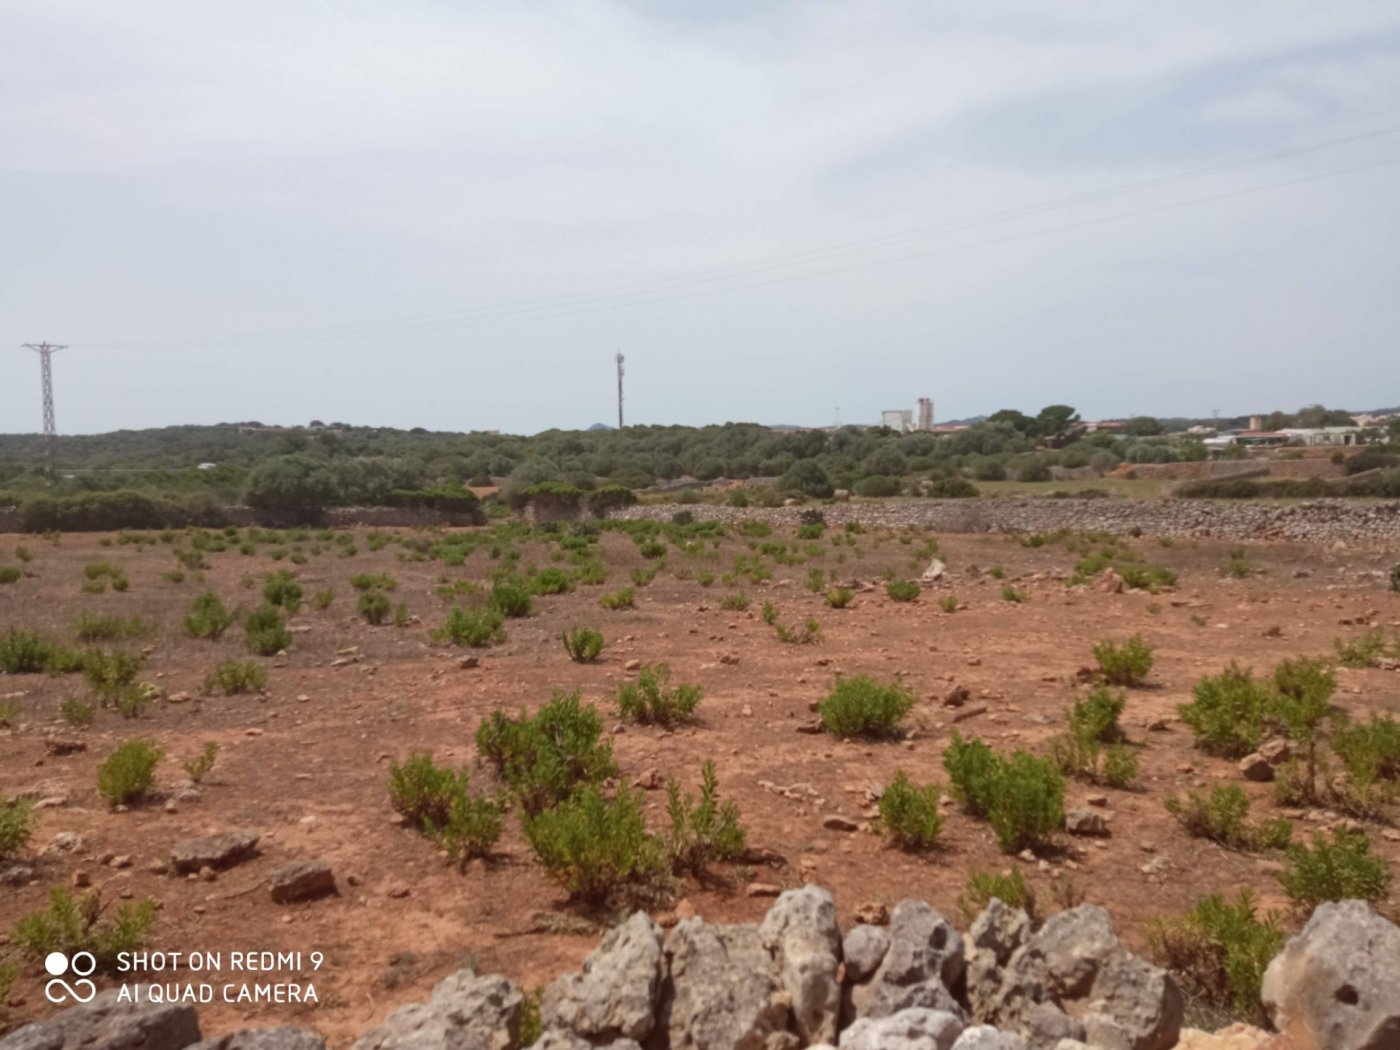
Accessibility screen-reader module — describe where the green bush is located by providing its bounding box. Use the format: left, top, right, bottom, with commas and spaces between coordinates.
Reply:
1279, 828, 1391, 907
878, 770, 943, 850
475, 691, 616, 814
958, 869, 1036, 923
59, 698, 96, 726
522, 784, 663, 903
885, 580, 920, 602
97, 739, 164, 805
1331, 713, 1400, 787
774, 617, 822, 645
599, 587, 635, 610
943, 733, 1065, 853
820, 675, 914, 738
0, 566, 21, 584
182, 743, 218, 784
562, 626, 604, 663
1, 795, 34, 859
1179, 664, 1272, 758
262, 570, 303, 613
83, 649, 145, 703
1334, 629, 1392, 669
203, 660, 267, 696
244, 604, 290, 656
387, 752, 505, 864
531, 567, 574, 595
665, 760, 746, 875
927, 477, 979, 499
1271, 657, 1336, 802
719, 591, 749, 611
1051, 686, 1137, 787
1070, 684, 1127, 743
617, 664, 702, 727
1092, 635, 1154, 686
350, 573, 396, 592
311, 589, 335, 610
11, 888, 157, 973
488, 582, 533, 618
388, 752, 463, 826
72, 614, 153, 642
358, 590, 392, 625
435, 606, 506, 647
1148, 890, 1284, 1020
1000, 584, 1027, 603
0, 629, 55, 674
825, 587, 853, 609
1165, 786, 1291, 851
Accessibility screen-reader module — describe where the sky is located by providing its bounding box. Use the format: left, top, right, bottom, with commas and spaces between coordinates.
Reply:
3, 1, 1399, 435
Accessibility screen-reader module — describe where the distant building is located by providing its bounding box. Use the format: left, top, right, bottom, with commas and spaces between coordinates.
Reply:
1278, 427, 1375, 447
881, 409, 914, 432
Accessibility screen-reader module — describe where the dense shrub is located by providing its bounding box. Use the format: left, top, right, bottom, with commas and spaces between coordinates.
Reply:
958, 869, 1036, 923
0, 566, 21, 584
1092, 635, 1154, 686
1148, 890, 1284, 1020
826, 587, 854, 608
0, 629, 76, 674
350, 573, 396, 591
927, 477, 979, 499
599, 587, 635, 611
10, 888, 157, 973
435, 606, 506, 647
96, 739, 164, 805
1179, 664, 1272, 758
617, 664, 702, 727
530, 567, 574, 595
878, 771, 943, 850
1051, 686, 1137, 788
244, 604, 290, 656
522, 784, 663, 903
561, 626, 604, 663
1164, 786, 1291, 851
387, 752, 504, 865
885, 580, 920, 602
664, 760, 746, 875
854, 475, 901, 497
358, 590, 392, 625
20, 490, 226, 533
1279, 828, 1391, 907
182, 743, 218, 784
262, 570, 303, 613
475, 691, 616, 814
487, 582, 533, 618
203, 660, 267, 696
1, 796, 33, 860
1271, 657, 1336, 802
943, 733, 1064, 853
82, 649, 145, 703
819, 675, 914, 738
73, 614, 153, 642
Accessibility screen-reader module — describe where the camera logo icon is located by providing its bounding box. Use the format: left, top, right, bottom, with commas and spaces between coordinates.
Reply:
43, 951, 97, 1005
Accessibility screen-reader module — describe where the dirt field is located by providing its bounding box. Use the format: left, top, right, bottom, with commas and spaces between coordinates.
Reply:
1, 520, 1397, 1045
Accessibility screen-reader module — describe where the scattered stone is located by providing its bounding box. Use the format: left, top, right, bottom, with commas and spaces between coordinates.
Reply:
746, 882, 782, 898
269, 860, 336, 904
850, 899, 966, 1021
632, 768, 663, 790
1, 863, 36, 886
1064, 809, 1109, 837
43, 737, 87, 756
854, 901, 890, 926
662, 918, 791, 1050
0, 988, 200, 1050
943, 686, 970, 709
1258, 739, 1291, 765
41, 832, 86, 856
352, 967, 523, 1050
624, 659, 642, 672
1238, 753, 1275, 782
71, 869, 91, 888
166, 691, 193, 704
188, 1029, 327, 1049
822, 815, 860, 833
458, 656, 480, 669
841, 1007, 965, 1050
171, 831, 260, 874
541, 911, 662, 1045
1085, 795, 1108, 808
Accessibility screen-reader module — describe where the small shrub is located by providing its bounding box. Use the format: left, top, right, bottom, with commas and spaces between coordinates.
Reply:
1331, 713, 1400, 787
1051, 686, 1137, 787
562, 626, 605, 663
943, 733, 1065, 853
1000, 584, 1027, 603
1092, 635, 1154, 686
14, 545, 32, 562
1179, 664, 1272, 758
825, 587, 854, 609
83, 649, 145, 703
617, 664, 702, 727
182, 591, 235, 639
719, 591, 749, 611
1148, 890, 1284, 1020
72, 614, 153, 642
530, 567, 573, 595
0, 629, 61, 674
599, 587, 635, 611
474, 690, 616, 814
203, 660, 267, 696
522, 784, 663, 903
1334, 629, 1391, 669
311, 589, 335, 610
244, 604, 290, 656
878, 770, 943, 850
774, 617, 822, 645
819, 675, 914, 738
262, 570, 303, 613
59, 698, 96, 726
1271, 657, 1336, 802
388, 752, 463, 826
885, 580, 920, 602
665, 760, 746, 875
432, 784, 506, 866
488, 582, 533, 618
958, 868, 1036, 923
939, 595, 960, 613
1, 795, 34, 859
436, 606, 506, 647
358, 589, 392, 625
182, 743, 218, 784
393, 602, 409, 627
10, 888, 157, 973
96, 739, 164, 805
1279, 828, 1391, 907
761, 600, 779, 625
1165, 785, 1291, 851
0, 566, 21, 584
350, 573, 396, 591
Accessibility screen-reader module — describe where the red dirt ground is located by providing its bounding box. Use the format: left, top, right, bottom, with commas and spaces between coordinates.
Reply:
0, 524, 1396, 1045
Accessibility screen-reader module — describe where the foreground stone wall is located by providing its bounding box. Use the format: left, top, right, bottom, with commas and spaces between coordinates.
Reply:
612, 498, 1400, 544
6, 889, 1397, 1050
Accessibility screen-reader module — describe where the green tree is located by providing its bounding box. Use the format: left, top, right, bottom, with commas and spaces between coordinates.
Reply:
987, 409, 1035, 434
1122, 416, 1165, 437
1034, 405, 1080, 443
243, 455, 335, 522
778, 459, 833, 498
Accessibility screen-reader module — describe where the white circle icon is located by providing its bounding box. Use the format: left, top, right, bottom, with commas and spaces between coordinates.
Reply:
70, 952, 96, 976
44, 952, 68, 977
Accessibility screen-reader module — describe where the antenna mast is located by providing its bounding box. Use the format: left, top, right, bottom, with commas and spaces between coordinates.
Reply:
21, 342, 65, 470
616, 352, 625, 429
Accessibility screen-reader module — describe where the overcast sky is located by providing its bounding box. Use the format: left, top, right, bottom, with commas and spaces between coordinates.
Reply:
3, 2, 1398, 435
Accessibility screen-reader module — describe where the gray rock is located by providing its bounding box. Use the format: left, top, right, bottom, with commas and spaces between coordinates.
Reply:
850, 900, 966, 1022
1261, 898, 1400, 1050
268, 861, 336, 903
1025, 905, 1119, 1000
844, 925, 892, 983
950, 1026, 1030, 1049
1063, 810, 1108, 837
526, 1033, 644, 1050
170, 831, 260, 873
839, 1008, 964, 1050
1238, 753, 1275, 782
0, 863, 35, 886
0, 988, 200, 1050
40, 832, 85, 856
351, 968, 522, 1050
188, 1029, 326, 1049
1081, 953, 1182, 1050
759, 886, 842, 1045
660, 919, 790, 1050
1020, 1002, 1084, 1049
968, 900, 1031, 967
541, 911, 662, 1044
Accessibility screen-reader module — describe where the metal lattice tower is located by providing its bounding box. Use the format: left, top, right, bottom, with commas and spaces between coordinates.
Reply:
21, 342, 64, 466
616, 352, 625, 429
